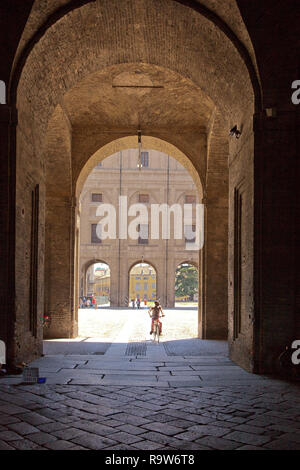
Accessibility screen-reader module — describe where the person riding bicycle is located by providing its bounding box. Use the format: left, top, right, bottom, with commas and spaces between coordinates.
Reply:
149, 301, 164, 336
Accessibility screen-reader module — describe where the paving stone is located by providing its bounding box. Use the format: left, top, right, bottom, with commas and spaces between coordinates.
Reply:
195, 436, 240, 450
162, 409, 213, 424
45, 440, 82, 450
11, 439, 44, 450
103, 418, 132, 427
72, 420, 118, 435
167, 419, 197, 429
133, 439, 163, 450
0, 404, 28, 415
52, 427, 87, 440
37, 422, 69, 432
236, 445, 266, 450
115, 424, 147, 435
138, 431, 182, 447
7, 421, 40, 435
268, 423, 300, 434
108, 431, 143, 445
148, 413, 175, 423
134, 401, 164, 412
17, 412, 53, 426
142, 422, 183, 436
187, 424, 231, 437
169, 380, 203, 387
58, 416, 79, 424
245, 416, 277, 427
107, 444, 137, 450
231, 423, 265, 435
0, 440, 16, 450
224, 431, 272, 446
0, 414, 20, 425
111, 412, 151, 426
27, 432, 58, 445
263, 439, 300, 450
71, 432, 117, 450
0, 430, 24, 441
174, 430, 210, 441
174, 441, 211, 450
278, 433, 300, 444
68, 445, 89, 450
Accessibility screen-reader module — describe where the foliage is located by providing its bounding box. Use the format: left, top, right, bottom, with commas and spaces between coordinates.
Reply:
175, 265, 198, 300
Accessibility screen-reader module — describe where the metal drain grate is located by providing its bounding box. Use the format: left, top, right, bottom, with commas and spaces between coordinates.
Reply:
22, 367, 39, 384
125, 342, 147, 356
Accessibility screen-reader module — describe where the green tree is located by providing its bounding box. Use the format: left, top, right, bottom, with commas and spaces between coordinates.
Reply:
175, 265, 198, 300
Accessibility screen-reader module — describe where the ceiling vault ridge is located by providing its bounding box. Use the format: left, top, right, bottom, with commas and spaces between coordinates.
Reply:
9, 0, 261, 110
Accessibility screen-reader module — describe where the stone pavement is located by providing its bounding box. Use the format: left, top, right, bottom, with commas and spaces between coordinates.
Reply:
0, 309, 299, 450
0, 379, 300, 450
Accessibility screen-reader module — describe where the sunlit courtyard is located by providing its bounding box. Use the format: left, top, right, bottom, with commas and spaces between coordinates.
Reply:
78, 307, 198, 342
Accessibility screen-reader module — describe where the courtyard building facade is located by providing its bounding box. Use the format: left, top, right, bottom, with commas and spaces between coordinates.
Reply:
79, 149, 199, 308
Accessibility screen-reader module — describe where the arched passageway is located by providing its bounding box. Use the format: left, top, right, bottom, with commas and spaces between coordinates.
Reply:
175, 263, 199, 307
81, 262, 111, 307
14, 0, 251, 365
129, 262, 157, 308
5, 0, 294, 377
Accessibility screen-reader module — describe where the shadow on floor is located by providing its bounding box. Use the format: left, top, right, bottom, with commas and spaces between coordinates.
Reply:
43, 337, 228, 357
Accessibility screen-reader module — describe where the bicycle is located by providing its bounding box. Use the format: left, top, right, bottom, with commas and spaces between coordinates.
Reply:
152, 320, 160, 343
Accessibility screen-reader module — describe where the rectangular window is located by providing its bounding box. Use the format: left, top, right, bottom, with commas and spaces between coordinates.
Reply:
92, 193, 102, 202
138, 224, 149, 244
91, 224, 102, 244
185, 195, 196, 204
152, 283, 156, 289
139, 193, 149, 203
29, 184, 39, 337
143, 283, 148, 290
184, 224, 196, 243
136, 282, 141, 291
234, 186, 243, 340
141, 151, 149, 168
95, 162, 102, 168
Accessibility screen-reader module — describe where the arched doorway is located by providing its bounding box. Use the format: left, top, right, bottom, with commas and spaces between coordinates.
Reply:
175, 262, 199, 307
9, 0, 260, 371
129, 262, 157, 308
81, 262, 111, 308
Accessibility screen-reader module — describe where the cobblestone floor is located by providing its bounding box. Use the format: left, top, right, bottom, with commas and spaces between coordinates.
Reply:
0, 381, 300, 450
1, 309, 299, 450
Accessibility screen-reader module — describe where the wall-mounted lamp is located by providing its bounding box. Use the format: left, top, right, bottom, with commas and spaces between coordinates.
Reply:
265, 107, 277, 118
229, 125, 242, 139
137, 130, 142, 170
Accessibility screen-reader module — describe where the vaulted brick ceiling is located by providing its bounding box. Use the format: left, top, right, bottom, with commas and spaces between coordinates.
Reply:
17, 0, 255, 141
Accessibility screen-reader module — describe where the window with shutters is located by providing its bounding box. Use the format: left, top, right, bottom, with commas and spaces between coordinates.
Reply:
141, 151, 149, 167
138, 224, 149, 244
91, 224, 102, 243
91, 193, 102, 202
139, 193, 149, 203
185, 195, 196, 204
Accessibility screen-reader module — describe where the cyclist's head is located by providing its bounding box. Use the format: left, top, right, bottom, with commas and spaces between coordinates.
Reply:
154, 301, 159, 306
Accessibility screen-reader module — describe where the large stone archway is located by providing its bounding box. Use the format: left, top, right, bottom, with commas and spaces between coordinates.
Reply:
5, 0, 261, 371
75, 136, 203, 314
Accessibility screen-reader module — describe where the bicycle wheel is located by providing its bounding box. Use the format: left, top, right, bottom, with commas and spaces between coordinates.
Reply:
153, 327, 157, 342
156, 323, 160, 343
